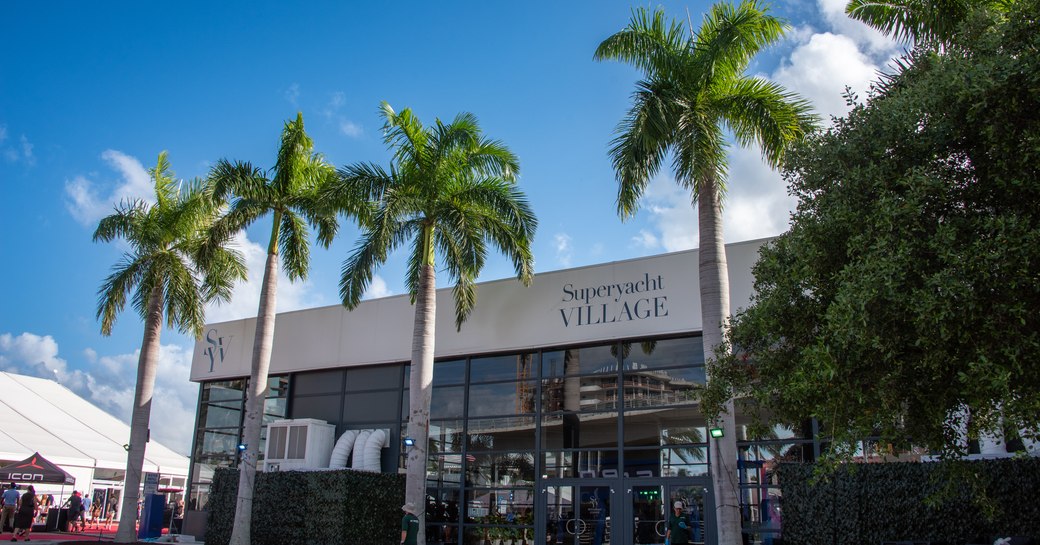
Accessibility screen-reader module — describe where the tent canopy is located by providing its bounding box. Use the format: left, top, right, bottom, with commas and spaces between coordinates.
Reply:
0, 452, 76, 485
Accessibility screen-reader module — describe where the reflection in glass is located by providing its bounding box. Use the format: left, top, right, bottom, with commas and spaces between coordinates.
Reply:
267, 375, 289, 396
470, 353, 536, 383
623, 406, 707, 447
660, 448, 709, 477
542, 375, 620, 413
622, 366, 704, 408
264, 397, 288, 418
202, 401, 242, 428
467, 381, 537, 417
433, 359, 466, 386
432, 386, 466, 419
429, 420, 464, 453
197, 429, 239, 459
543, 450, 620, 479
346, 364, 402, 391
466, 417, 536, 451
465, 452, 536, 487
622, 336, 704, 370
426, 455, 464, 486
201, 380, 245, 402
541, 345, 617, 377
542, 412, 618, 449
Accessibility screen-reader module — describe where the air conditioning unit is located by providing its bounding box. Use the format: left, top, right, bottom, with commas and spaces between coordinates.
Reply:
262, 418, 335, 472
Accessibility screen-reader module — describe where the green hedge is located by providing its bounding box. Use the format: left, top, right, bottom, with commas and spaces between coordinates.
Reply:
778, 458, 1040, 545
206, 468, 406, 545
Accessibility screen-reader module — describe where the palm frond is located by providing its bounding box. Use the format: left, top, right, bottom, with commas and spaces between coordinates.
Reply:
279, 211, 311, 281
694, 0, 787, 83
273, 112, 316, 194
594, 7, 690, 79
96, 254, 149, 335
715, 77, 819, 168
608, 79, 678, 218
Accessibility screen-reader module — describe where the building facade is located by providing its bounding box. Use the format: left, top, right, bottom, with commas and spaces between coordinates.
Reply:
187, 238, 815, 545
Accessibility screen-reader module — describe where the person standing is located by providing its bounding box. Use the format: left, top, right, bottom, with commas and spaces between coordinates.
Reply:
1, 484, 18, 535
400, 502, 419, 545
64, 491, 84, 533
666, 501, 691, 545
12, 485, 38, 542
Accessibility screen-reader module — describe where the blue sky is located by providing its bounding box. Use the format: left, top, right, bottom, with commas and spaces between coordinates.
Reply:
0, 1, 899, 455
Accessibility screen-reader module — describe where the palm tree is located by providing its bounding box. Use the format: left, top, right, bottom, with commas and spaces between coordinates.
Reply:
208, 113, 347, 545
94, 152, 245, 543
334, 102, 536, 545
595, 3, 816, 544
845, 0, 1014, 46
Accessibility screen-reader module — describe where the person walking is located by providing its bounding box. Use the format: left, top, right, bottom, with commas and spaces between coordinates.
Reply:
12, 485, 38, 542
63, 491, 84, 533
400, 502, 419, 545
666, 501, 691, 545
1, 484, 18, 535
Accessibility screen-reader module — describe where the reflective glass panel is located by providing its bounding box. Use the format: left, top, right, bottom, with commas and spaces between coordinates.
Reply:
431, 386, 465, 419
433, 359, 466, 386
202, 401, 241, 428
427, 455, 465, 486
343, 391, 400, 423
464, 452, 536, 487
542, 375, 619, 413
541, 345, 617, 377
624, 447, 708, 478
622, 366, 705, 408
542, 412, 618, 449
267, 375, 289, 397
201, 380, 245, 402
470, 353, 536, 383
621, 336, 704, 370
429, 420, 465, 454
467, 417, 536, 451
291, 394, 341, 424
264, 397, 288, 418
467, 381, 538, 417
196, 429, 239, 458
623, 406, 707, 447
542, 450, 621, 479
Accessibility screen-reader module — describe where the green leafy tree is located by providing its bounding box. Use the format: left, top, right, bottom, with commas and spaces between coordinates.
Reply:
845, 0, 1014, 46
94, 152, 245, 543
207, 113, 348, 545
595, 3, 815, 543
719, 1, 1040, 460
334, 102, 536, 545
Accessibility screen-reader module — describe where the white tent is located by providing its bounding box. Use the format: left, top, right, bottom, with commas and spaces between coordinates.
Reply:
0, 372, 188, 500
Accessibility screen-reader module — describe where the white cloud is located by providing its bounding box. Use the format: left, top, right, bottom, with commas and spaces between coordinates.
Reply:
20, 135, 34, 166
285, 83, 300, 106
631, 229, 659, 250
0, 125, 7, 142
204, 231, 327, 323
553, 233, 572, 267
639, 177, 698, 252
816, 0, 902, 55
0, 331, 198, 456
339, 120, 363, 138
773, 32, 882, 121
65, 150, 153, 225
362, 274, 393, 300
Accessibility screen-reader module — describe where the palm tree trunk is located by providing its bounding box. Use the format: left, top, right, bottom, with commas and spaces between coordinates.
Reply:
407, 262, 436, 545
230, 221, 280, 545
115, 286, 163, 543
698, 176, 742, 545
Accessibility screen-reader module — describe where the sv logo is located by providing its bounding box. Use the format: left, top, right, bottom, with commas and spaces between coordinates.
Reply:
204, 329, 232, 372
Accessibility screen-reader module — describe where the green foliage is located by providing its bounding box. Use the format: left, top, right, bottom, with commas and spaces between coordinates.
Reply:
206, 468, 406, 545
778, 458, 1040, 544
716, 0, 1040, 456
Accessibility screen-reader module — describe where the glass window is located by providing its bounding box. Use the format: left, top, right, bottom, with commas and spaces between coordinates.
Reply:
291, 394, 341, 424
427, 455, 464, 485
428, 420, 465, 454
467, 381, 537, 418
542, 450, 620, 479
621, 336, 704, 370
622, 366, 705, 408
293, 370, 344, 395
623, 406, 707, 447
541, 412, 618, 449
346, 365, 403, 391
541, 345, 618, 377
264, 397, 288, 418
658, 447, 709, 477
466, 417, 537, 451
201, 380, 245, 402
343, 391, 400, 423
202, 401, 242, 428
196, 429, 239, 458
431, 386, 465, 419
465, 452, 536, 487
470, 353, 536, 383
432, 359, 466, 386
542, 374, 620, 413
267, 375, 289, 397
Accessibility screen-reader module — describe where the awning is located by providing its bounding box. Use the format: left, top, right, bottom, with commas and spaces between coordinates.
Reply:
0, 452, 76, 485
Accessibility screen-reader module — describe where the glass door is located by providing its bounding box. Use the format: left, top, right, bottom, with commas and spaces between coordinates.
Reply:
625, 480, 712, 545
543, 481, 615, 545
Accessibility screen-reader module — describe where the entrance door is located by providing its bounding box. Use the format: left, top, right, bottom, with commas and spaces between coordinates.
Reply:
541, 480, 712, 545
543, 481, 615, 545
625, 480, 712, 545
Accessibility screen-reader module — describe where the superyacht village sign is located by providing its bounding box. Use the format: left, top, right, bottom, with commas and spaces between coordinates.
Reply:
559, 272, 668, 327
